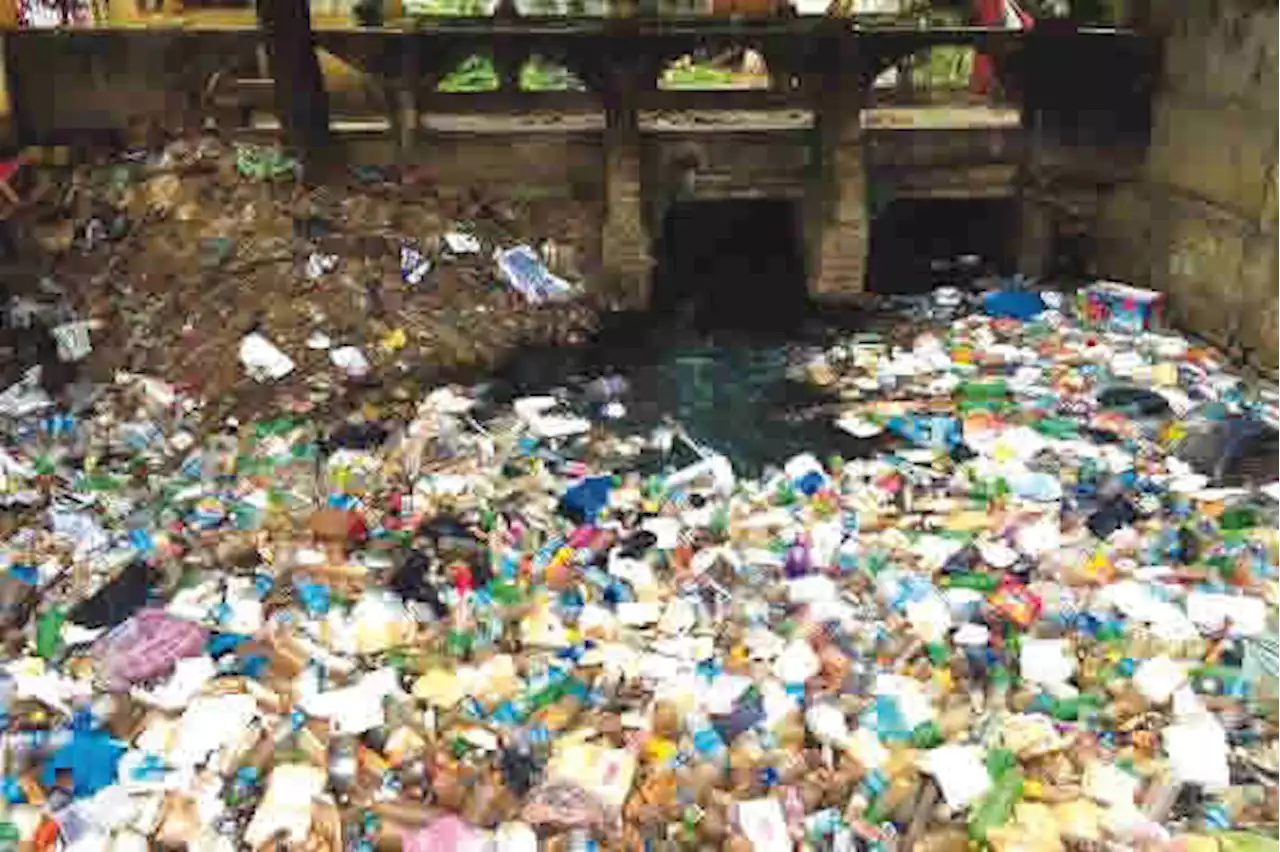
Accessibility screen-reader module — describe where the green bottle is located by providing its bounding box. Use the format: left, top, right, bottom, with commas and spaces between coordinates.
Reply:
827, 455, 845, 477
446, 629, 474, 659
942, 573, 1000, 592
910, 720, 944, 749
969, 770, 1023, 843
864, 551, 889, 577
85, 473, 122, 492
643, 475, 663, 500
683, 806, 700, 841
709, 506, 729, 539
1051, 693, 1101, 722
1034, 418, 1077, 438
36, 607, 65, 660
490, 581, 523, 607
528, 679, 567, 711
925, 642, 950, 666
958, 381, 1007, 401
988, 666, 1011, 712
1219, 506, 1257, 531
986, 748, 1016, 780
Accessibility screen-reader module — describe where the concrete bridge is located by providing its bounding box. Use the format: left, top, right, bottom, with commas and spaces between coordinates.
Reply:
2, 20, 1157, 305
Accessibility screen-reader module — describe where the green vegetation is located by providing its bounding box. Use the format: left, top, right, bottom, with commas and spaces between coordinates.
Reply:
659, 62, 738, 90
406, 0, 487, 16
437, 54, 500, 91
911, 44, 973, 90
439, 51, 768, 93
519, 56, 587, 91
436, 54, 587, 91
657, 54, 768, 90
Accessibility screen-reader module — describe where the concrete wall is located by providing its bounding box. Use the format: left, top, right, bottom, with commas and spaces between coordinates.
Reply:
1093, 0, 1278, 371
867, 124, 1021, 201
418, 132, 606, 200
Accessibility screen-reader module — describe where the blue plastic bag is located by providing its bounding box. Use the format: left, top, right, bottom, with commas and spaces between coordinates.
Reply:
983, 290, 1046, 320
559, 476, 612, 523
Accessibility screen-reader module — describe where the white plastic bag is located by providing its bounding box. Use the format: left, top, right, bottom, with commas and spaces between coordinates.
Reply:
239, 334, 295, 382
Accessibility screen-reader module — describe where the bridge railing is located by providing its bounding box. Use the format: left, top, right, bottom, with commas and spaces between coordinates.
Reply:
0, 22, 1154, 150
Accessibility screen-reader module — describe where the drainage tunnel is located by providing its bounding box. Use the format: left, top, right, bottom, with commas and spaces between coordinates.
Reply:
652, 199, 807, 331
867, 197, 1017, 293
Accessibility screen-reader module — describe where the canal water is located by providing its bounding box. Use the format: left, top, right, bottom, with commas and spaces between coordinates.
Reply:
479, 195, 923, 474
482, 307, 891, 477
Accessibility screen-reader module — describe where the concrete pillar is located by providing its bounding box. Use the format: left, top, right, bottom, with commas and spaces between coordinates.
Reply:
1015, 192, 1054, 277
394, 41, 421, 160
808, 81, 869, 302
601, 65, 653, 308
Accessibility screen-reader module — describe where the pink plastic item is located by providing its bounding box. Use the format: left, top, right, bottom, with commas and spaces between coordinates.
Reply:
401, 815, 484, 852
92, 609, 207, 690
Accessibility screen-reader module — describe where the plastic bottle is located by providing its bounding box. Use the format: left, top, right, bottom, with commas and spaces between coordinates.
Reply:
940, 573, 1000, 593
205, 432, 240, 482
687, 711, 727, 762
784, 536, 811, 579
0, 675, 13, 740
35, 608, 64, 661
1219, 506, 1258, 531
910, 721, 943, 749
329, 736, 357, 802
805, 808, 843, 842
968, 769, 1023, 843
869, 753, 920, 824
987, 666, 1011, 713
567, 828, 598, 852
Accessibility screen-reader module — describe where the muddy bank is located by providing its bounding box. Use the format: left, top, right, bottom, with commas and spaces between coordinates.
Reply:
0, 135, 604, 425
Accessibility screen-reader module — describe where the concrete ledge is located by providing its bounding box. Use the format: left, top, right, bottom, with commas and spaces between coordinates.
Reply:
420, 110, 814, 132
860, 105, 1021, 130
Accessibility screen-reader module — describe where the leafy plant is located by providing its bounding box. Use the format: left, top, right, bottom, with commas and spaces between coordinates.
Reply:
407, 0, 487, 15
519, 56, 587, 91
910, 45, 974, 90
659, 61, 737, 90
437, 54, 500, 91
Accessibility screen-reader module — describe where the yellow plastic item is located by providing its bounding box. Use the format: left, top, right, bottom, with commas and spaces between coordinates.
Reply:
381, 328, 408, 351
1151, 362, 1179, 386
1051, 799, 1102, 843
643, 736, 678, 765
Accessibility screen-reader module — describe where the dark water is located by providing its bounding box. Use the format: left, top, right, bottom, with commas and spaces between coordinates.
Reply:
478, 196, 908, 474
483, 308, 887, 476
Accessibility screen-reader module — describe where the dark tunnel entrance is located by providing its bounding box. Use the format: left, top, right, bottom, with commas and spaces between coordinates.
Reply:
867, 196, 1017, 294
652, 199, 807, 332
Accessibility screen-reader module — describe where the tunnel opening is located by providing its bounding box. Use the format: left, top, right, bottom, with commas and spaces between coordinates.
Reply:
652, 199, 807, 333
866, 196, 1017, 294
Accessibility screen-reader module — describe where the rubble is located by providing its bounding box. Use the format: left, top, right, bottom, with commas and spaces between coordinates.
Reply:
3, 136, 602, 424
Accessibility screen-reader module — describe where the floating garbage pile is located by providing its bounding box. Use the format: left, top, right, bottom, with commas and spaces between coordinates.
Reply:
0, 279, 1276, 852
7, 137, 600, 421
